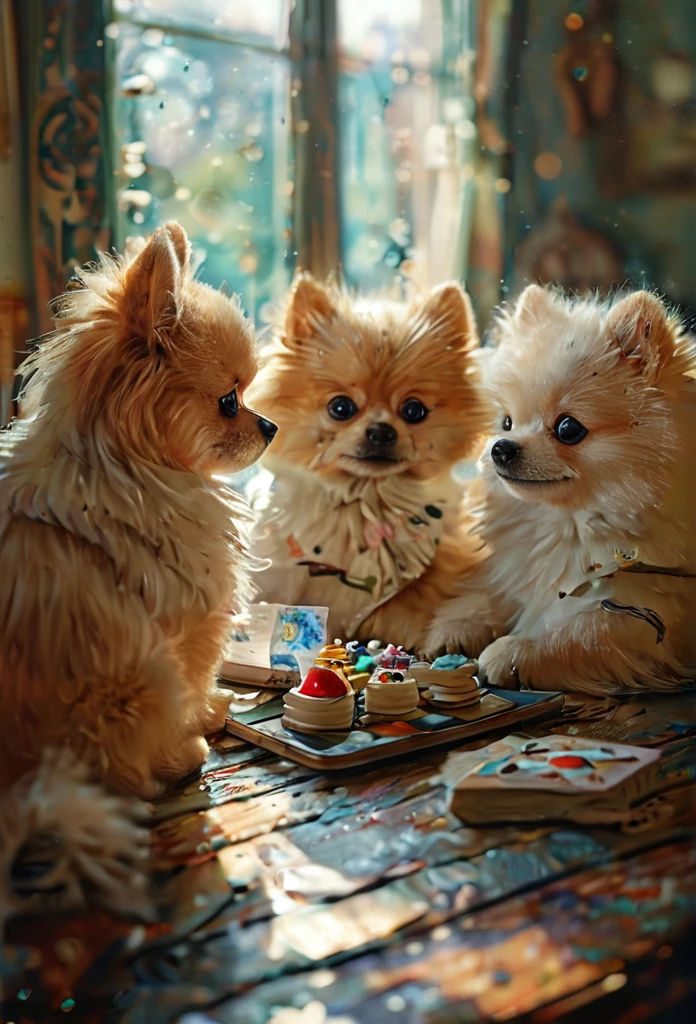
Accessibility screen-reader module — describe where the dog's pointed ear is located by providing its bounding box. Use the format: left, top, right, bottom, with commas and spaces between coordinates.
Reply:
605, 291, 672, 381
285, 272, 337, 346
163, 220, 192, 268
418, 281, 478, 352
123, 222, 190, 350
513, 284, 560, 327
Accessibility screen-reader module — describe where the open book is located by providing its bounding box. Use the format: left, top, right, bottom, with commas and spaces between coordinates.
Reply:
444, 733, 675, 826
220, 604, 329, 688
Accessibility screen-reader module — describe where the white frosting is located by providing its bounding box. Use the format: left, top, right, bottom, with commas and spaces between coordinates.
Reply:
426, 683, 482, 705
282, 688, 354, 732
364, 680, 419, 716
411, 663, 477, 687
363, 666, 419, 716
411, 662, 482, 706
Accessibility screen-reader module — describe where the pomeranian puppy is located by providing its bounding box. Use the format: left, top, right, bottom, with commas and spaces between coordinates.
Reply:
0, 223, 275, 914
247, 273, 488, 650
427, 285, 696, 693
0, 750, 149, 930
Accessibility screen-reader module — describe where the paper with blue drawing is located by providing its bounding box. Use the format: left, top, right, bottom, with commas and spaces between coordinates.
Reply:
221, 603, 329, 687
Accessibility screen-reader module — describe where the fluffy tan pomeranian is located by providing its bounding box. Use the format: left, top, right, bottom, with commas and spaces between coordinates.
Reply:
0, 223, 275, 916
428, 285, 696, 693
247, 273, 488, 650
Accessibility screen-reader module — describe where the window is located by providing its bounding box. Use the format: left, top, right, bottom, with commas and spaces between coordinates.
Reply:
108, 0, 293, 326
107, 0, 477, 327
338, 0, 477, 294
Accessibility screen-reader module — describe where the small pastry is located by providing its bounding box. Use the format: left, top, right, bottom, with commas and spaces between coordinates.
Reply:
282, 660, 355, 733
346, 641, 371, 663
315, 640, 352, 673
412, 654, 482, 706
344, 650, 375, 692
380, 644, 412, 670
364, 665, 420, 717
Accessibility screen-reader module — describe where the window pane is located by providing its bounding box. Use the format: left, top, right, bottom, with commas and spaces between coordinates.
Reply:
112, 0, 289, 49
108, 21, 293, 322
337, 0, 476, 293
339, 0, 443, 69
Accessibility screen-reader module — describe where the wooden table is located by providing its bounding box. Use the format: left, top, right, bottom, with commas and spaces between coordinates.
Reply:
3, 691, 696, 1023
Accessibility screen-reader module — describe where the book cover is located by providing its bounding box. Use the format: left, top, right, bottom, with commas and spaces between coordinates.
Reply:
451, 734, 660, 793
445, 734, 668, 826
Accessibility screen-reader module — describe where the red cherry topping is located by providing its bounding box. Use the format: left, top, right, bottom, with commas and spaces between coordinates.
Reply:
548, 754, 590, 770
298, 666, 350, 698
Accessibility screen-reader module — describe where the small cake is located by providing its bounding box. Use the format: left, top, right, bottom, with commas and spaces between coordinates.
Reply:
282, 654, 355, 733
345, 647, 375, 691
380, 644, 411, 670
364, 658, 420, 717
411, 654, 482, 706
354, 654, 376, 673
317, 639, 372, 690
346, 641, 371, 663
316, 640, 352, 673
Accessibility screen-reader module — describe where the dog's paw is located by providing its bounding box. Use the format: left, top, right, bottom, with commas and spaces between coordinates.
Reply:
423, 618, 464, 660
180, 735, 210, 776
202, 687, 233, 733
420, 636, 459, 661
138, 777, 167, 801
477, 636, 535, 690
155, 734, 209, 787
423, 621, 492, 662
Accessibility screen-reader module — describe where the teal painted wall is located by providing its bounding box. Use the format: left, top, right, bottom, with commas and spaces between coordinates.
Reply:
506, 0, 696, 309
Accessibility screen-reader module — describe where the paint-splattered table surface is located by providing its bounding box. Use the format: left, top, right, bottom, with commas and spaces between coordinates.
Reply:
3, 691, 696, 1023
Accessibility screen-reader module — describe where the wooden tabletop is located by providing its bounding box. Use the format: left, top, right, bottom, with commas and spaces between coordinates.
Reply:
3, 690, 696, 1023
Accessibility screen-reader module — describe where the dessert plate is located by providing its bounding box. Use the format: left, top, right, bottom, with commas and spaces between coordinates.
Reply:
225, 686, 565, 770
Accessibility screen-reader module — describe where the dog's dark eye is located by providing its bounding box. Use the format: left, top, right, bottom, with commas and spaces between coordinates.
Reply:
327, 395, 358, 421
400, 398, 429, 424
219, 389, 239, 418
554, 414, 588, 445
502, 415, 512, 431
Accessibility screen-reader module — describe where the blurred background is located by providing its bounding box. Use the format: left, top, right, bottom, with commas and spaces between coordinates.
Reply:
1, 0, 696, 421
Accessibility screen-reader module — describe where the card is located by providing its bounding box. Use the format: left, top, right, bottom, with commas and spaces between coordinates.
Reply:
221, 604, 328, 686
448, 734, 660, 795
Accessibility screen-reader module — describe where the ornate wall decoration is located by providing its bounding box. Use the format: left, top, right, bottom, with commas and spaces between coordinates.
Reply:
25, 0, 109, 335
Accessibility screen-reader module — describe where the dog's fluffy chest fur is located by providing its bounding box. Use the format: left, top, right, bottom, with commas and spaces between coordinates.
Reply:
479, 467, 693, 639
251, 465, 463, 637
0, 421, 253, 635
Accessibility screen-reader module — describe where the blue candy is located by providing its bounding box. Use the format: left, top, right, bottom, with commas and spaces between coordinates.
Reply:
431, 654, 472, 671
354, 654, 375, 672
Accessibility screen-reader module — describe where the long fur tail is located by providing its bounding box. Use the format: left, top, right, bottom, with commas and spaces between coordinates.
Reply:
0, 749, 152, 937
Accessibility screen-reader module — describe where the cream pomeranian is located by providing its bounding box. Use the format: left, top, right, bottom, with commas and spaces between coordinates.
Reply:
246, 273, 488, 651
427, 285, 696, 694
0, 223, 275, 917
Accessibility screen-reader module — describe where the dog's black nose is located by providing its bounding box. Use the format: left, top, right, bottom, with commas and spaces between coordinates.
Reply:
257, 416, 278, 445
366, 422, 397, 447
491, 438, 521, 467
